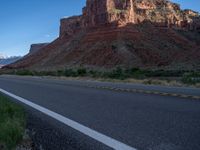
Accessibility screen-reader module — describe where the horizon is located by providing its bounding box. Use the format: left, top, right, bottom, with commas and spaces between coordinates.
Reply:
0, 0, 199, 57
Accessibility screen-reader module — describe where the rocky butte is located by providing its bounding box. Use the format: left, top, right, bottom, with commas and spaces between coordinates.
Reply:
6, 0, 200, 70
60, 0, 200, 37
28, 43, 49, 55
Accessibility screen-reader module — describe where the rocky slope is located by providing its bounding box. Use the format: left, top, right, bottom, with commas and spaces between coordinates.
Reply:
5, 0, 200, 70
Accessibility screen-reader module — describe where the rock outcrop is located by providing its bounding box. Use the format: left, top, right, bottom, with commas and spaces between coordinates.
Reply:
82, 0, 135, 27
29, 43, 49, 55
60, 16, 83, 38
60, 0, 200, 37
5, 0, 200, 70
192, 16, 200, 32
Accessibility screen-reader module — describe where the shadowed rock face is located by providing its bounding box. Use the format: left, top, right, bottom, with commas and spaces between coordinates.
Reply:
5, 0, 200, 70
60, 16, 83, 38
29, 43, 49, 55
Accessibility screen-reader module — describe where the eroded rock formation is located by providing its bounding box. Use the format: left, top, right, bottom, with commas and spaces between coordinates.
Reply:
29, 43, 49, 55
4, 0, 200, 70
60, 16, 83, 38
60, 0, 200, 38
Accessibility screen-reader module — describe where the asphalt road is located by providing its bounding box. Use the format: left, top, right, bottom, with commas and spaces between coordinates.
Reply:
0, 75, 200, 150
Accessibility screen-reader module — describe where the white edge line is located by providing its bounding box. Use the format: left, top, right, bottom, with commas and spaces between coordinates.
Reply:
0, 88, 137, 150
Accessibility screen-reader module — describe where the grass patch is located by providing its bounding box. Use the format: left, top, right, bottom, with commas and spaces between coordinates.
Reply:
0, 94, 26, 150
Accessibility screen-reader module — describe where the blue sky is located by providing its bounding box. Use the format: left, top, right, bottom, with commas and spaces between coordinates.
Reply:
0, 0, 199, 57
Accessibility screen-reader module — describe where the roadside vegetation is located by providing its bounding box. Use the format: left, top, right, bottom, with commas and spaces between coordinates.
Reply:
1, 67, 200, 87
0, 94, 26, 150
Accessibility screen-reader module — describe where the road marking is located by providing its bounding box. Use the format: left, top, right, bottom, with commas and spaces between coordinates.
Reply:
84, 85, 200, 100
179, 95, 189, 98
0, 88, 137, 150
192, 96, 200, 100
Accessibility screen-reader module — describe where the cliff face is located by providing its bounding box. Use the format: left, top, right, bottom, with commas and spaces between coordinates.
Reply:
60, 0, 200, 37
60, 16, 83, 38
82, 0, 135, 26
5, 0, 200, 70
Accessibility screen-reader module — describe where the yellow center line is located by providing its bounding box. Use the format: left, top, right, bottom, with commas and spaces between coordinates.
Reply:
84, 85, 200, 100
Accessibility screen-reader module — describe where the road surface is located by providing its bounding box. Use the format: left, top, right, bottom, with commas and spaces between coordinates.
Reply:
0, 75, 200, 150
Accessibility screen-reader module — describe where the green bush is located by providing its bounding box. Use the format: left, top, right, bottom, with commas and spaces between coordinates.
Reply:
144, 70, 185, 77
182, 72, 200, 84
102, 67, 127, 80
57, 70, 65, 76
77, 68, 87, 76
41, 71, 57, 76
64, 69, 78, 77
5, 67, 200, 82
125, 68, 146, 79
15, 70, 34, 76
88, 70, 99, 78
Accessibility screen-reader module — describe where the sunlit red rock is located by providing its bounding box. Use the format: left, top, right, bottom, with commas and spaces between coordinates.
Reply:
5, 0, 200, 70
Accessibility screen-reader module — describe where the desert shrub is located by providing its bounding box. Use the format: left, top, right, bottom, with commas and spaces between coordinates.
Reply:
77, 68, 87, 76
32, 71, 44, 76
15, 70, 34, 76
57, 70, 65, 76
111, 45, 117, 50
6, 67, 199, 83
88, 70, 101, 78
64, 69, 78, 77
102, 67, 127, 80
125, 68, 146, 79
40, 71, 57, 76
182, 72, 200, 84
144, 70, 185, 77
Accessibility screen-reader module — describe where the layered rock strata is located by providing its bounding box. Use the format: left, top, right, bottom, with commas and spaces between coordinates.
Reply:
60, 0, 200, 38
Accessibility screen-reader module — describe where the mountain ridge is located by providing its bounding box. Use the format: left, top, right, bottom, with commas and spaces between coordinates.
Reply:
0, 56, 21, 68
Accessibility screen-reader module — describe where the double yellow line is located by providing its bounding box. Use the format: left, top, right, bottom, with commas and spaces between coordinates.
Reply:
85, 85, 200, 100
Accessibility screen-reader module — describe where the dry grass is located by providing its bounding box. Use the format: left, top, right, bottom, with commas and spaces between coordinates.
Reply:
42, 75, 199, 88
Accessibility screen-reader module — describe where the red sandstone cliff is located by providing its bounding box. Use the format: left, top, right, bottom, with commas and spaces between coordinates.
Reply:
6, 0, 200, 70
60, 0, 200, 34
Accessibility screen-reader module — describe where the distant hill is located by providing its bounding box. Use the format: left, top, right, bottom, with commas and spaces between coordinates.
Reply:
0, 56, 22, 68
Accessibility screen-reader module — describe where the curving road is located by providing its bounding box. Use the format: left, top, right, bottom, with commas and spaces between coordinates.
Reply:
0, 75, 200, 150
